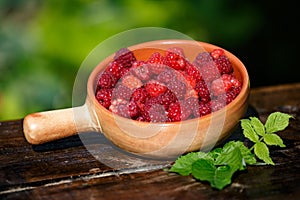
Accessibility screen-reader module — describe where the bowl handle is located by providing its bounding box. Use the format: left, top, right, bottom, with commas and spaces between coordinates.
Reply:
23, 105, 97, 145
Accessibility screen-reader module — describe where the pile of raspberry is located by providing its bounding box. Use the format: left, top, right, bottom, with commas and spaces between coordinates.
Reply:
95, 47, 242, 122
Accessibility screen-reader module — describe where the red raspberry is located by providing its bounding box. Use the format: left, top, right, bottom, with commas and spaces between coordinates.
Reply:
130, 87, 149, 111
109, 99, 139, 119
167, 102, 182, 122
142, 99, 168, 122
211, 99, 226, 112
113, 48, 136, 68
112, 84, 132, 101
184, 62, 203, 83
105, 61, 125, 80
156, 68, 176, 84
164, 47, 187, 70
96, 88, 112, 108
211, 74, 241, 96
166, 78, 187, 100
193, 101, 212, 117
145, 81, 167, 97
97, 72, 117, 89
157, 89, 178, 109
147, 52, 166, 74
121, 74, 142, 90
131, 60, 151, 81
210, 49, 224, 59
180, 98, 197, 120
194, 80, 211, 103
214, 55, 233, 74
193, 52, 213, 68
199, 62, 221, 82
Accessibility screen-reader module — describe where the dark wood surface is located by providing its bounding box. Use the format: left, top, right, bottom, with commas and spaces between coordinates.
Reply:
1, 83, 300, 200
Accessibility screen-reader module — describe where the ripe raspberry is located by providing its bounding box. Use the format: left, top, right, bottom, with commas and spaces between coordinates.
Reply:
130, 87, 149, 111
194, 80, 211, 103
167, 102, 182, 122
157, 89, 178, 109
211, 74, 241, 96
97, 72, 117, 89
142, 99, 168, 122
105, 61, 125, 80
109, 99, 139, 119
147, 52, 166, 74
180, 97, 198, 120
184, 62, 203, 84
214, 55, 233, 74
113, 48, 136, 68
121, 74, 142, 90
112, 84, 132, 101
164, 47, 187, 70
145, 81, 167, 97
199, 62, 221, 82
156, 68, 176, 84
96, 88, 112, 108
193, 52, 213, 68
193, 101, 212, 117
211, 99, 226, 112
131, 60, 151, 81
210, 49, 224, 59
166, 78, 187, 100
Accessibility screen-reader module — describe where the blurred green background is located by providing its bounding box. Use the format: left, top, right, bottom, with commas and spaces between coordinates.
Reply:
0, 0, 298, 120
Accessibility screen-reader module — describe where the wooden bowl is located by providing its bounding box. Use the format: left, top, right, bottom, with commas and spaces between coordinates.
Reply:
23, 40, 250, 158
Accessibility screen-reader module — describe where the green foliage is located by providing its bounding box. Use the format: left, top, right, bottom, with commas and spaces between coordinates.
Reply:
169, 112, 293, 190
0, 0, 263, 120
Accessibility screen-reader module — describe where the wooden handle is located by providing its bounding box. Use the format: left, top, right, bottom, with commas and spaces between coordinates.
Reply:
23, 105, 97, 145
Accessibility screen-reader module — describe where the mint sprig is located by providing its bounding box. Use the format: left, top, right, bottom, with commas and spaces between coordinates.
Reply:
169, 112, 293, 190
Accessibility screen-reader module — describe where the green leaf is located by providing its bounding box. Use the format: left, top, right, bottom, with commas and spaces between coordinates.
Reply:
265, 112, 293, 134
234, 141, 257, 165
250, 117, 265, 136
240, 119, 259, 143
263, 133, 285, 147
192, 159, 237, 190
215, 141, 244, 170
254, 142, 274, 165
169, 152, 207, 176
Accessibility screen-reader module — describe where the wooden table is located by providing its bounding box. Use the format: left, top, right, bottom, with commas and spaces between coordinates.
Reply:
1, 83, 300, 200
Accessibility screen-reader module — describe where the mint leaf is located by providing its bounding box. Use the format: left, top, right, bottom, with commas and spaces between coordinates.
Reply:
263, 133, 285, 147
240, 119, 259, 143
169, 152, 207, 176
254, 142, 274, 165
250, 117, 265, 136
265, 112, 293, 134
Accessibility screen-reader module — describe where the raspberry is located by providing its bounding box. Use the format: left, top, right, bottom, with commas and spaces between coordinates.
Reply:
210, 49, 224, 59
145, 81, 167, 97
105, 61, 125, 80
147, 52, 166, 74
113, 48, 136, 68
199, 61, 221, 82
164, 48, 187, 70
112, 84, 132, 101
121, 74, 142, 90
156, 68, 176, 84
131, 60, 151, 81
214, 55, 233, 74
142, 98, 168, 122
157, 89, 178, 109
130, 87, 149, 111
193, 52, 213, 68
211, 99, 226, 112
184, 62, 203, 83
194, 101, 212, 117
194, 80, 211, 103
180, 98, 198, 120
167, 102, 182, 122
166, 78, 187, 100
96, 88, 112, 108
97, 72, 117, 89
211, 74, 241, 96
